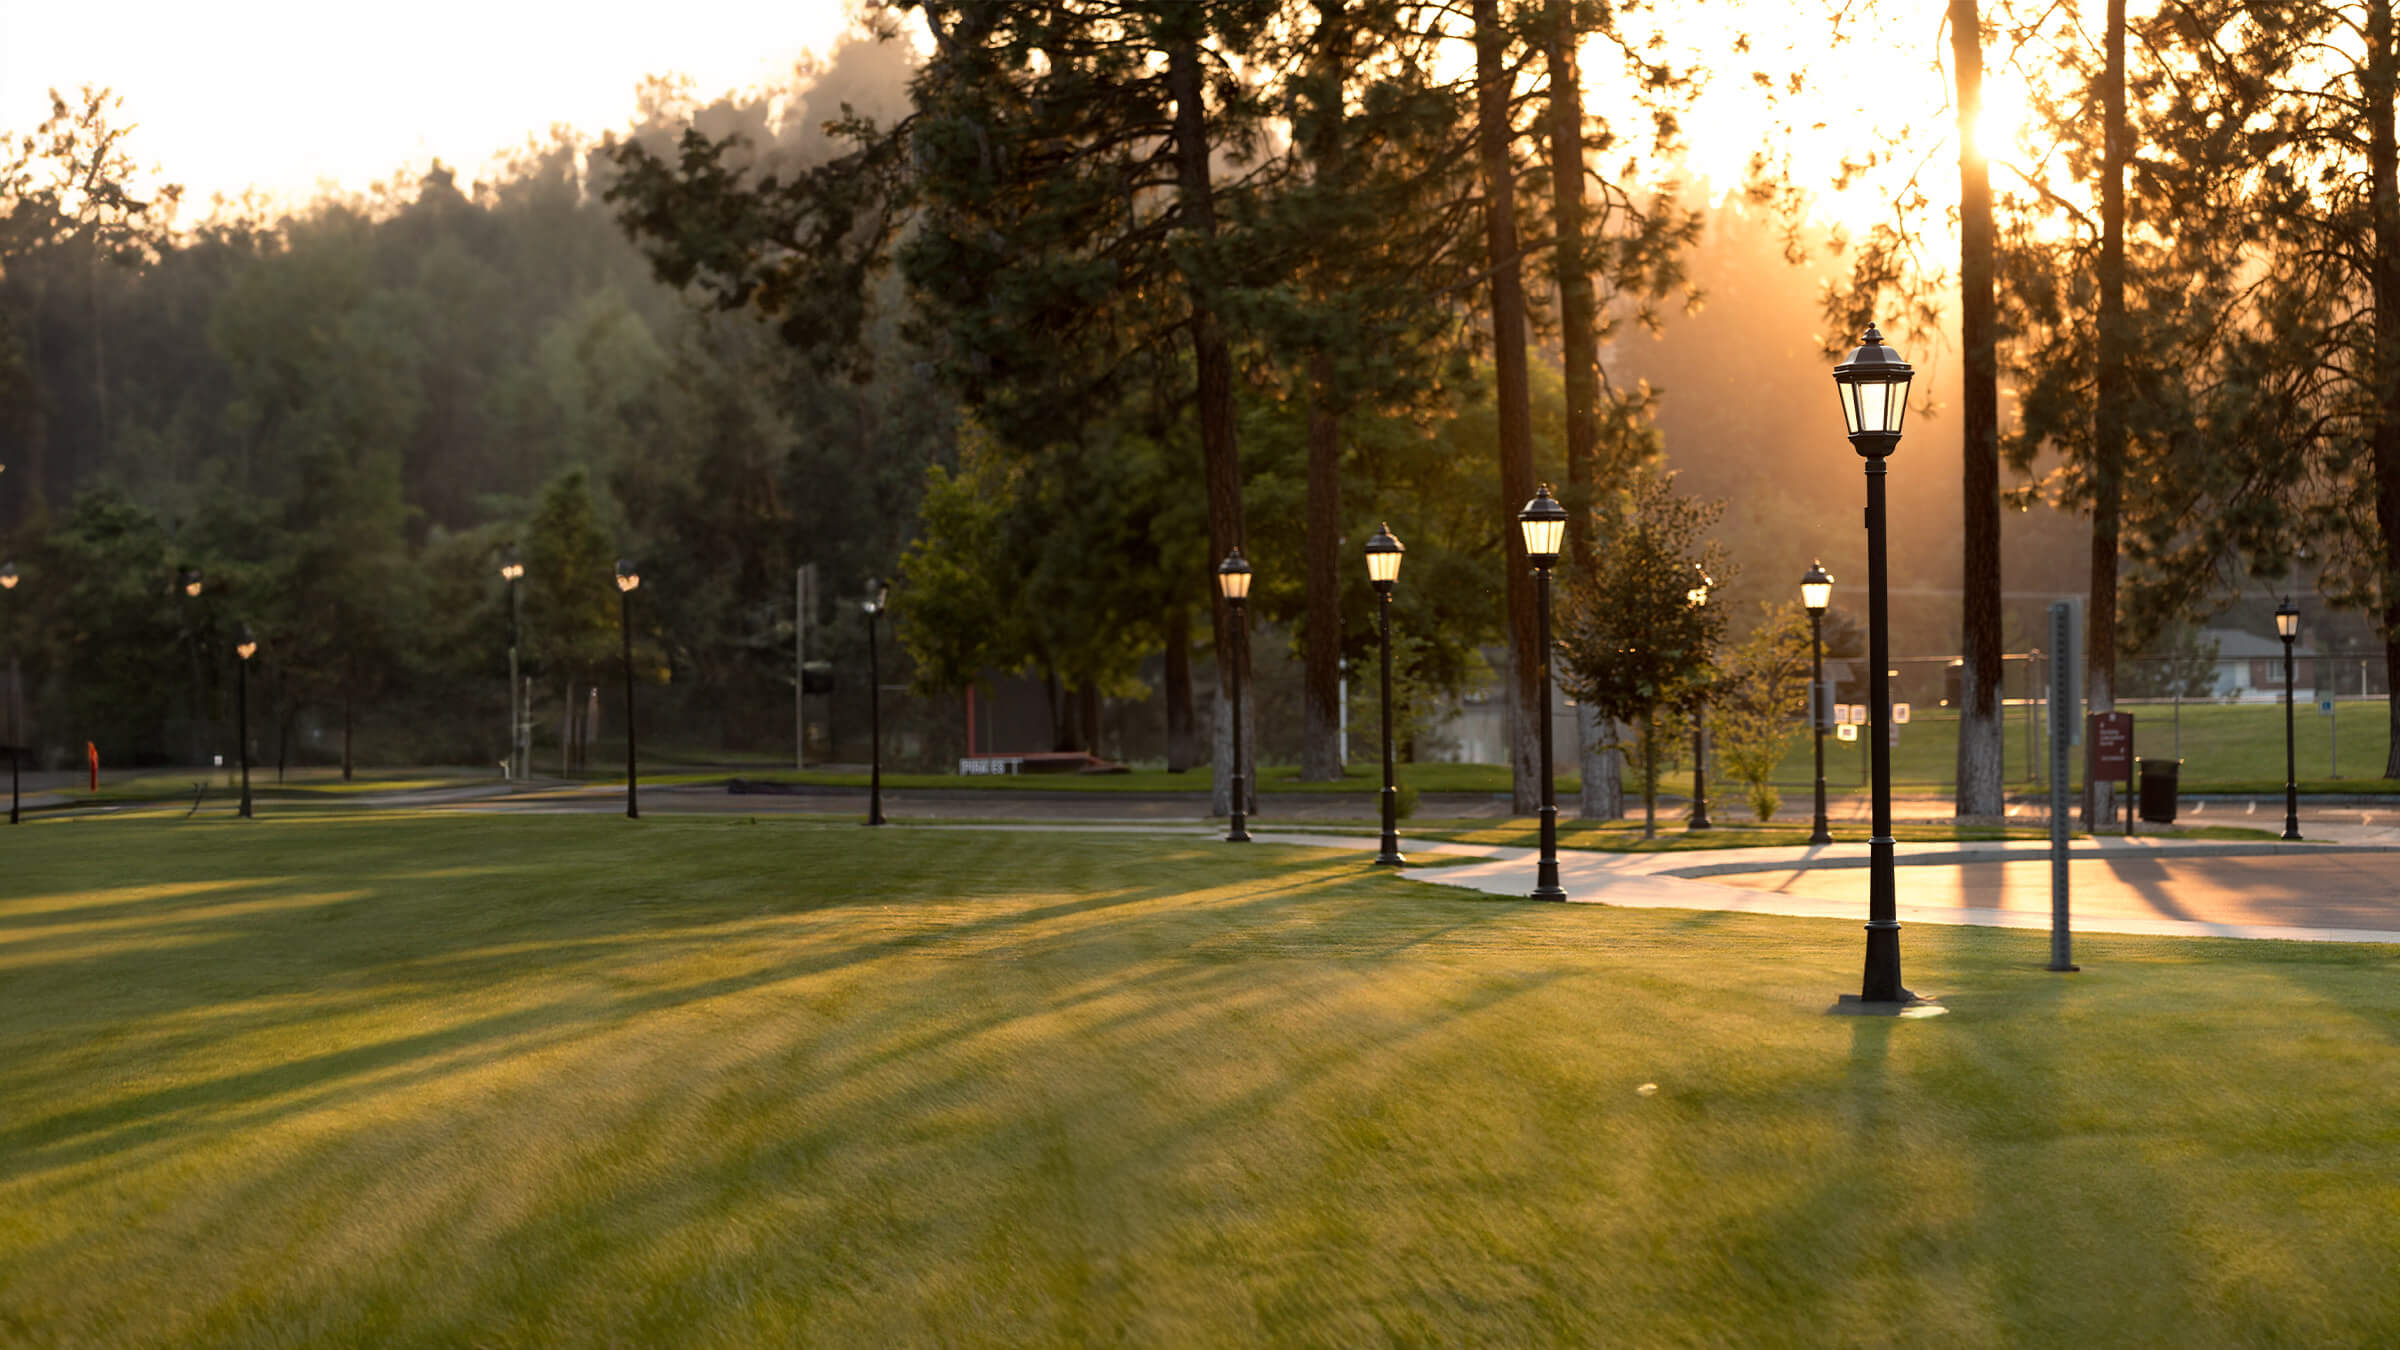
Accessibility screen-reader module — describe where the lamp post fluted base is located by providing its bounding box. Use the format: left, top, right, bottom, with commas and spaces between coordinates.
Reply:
1530, 805, 1565, 901
1374, 787, 1405, 866
1861, 835, 1906, 1001
1860, 921, 1908, 1003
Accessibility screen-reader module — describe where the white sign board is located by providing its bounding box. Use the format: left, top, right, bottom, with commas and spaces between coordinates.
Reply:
1893, 702, 1911, 725
1837, 723, 1859, 742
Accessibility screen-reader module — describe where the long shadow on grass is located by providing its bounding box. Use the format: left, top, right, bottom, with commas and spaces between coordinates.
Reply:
1929, 947, 2204, 1338
0, 832, 1518, 1192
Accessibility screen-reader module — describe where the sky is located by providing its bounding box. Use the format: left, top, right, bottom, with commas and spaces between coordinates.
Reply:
0, 0, 2011, 243
0, 0, 865, 209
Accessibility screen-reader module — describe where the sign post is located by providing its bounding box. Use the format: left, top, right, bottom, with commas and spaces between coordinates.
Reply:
2091, 709, 2134, 838
2046, 600, 2081, 972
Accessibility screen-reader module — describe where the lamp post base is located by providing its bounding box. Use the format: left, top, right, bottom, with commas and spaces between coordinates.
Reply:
1861, 918, 1905, 1003
1227, 774, 1251, 843
1375, 785, 1404, 865
1831, 991, 1942, 1016
1531, 806, 1565, 900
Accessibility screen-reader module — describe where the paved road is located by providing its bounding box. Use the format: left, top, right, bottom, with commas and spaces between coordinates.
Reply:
1370, 835, 2400, 945
1711, 851, 2400, 941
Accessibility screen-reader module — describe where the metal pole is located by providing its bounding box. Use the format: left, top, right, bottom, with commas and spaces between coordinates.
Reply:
1338, 657, 1349, 768
507, 576, 521, 780
867, 607, 885, 826
1862, 456, 1904, 1001
1532, 564, 1565, 900
2282, 635, 2300, 841
1227, 599, 1250, 842
1810, 609, 1830, 844
806, 559, 816, 768
1376, 590, 1404, 865
1689, 692, 1711, 831
237, 655, 253, 818
622, 589, 639, 820
2046, 602, 2076, 970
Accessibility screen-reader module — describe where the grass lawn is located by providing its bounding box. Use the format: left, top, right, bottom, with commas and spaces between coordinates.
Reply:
1761, 697, 2397, 793
3, 817, 2396, 1344
629, 698, 2398, 801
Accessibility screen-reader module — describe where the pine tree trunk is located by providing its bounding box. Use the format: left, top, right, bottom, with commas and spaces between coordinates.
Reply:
1043, 663, 1071, 751
1547, 1, 1617, 821
1577, 705, 1624, 819
1164, 605, 1198, 772
1297, 0, 1349, 783
341, 683, 354, 782
1641, 707, 1659, 839
1078, 682, 1101, 758
2369, 0, 2400, 778
1476, 0, 1542, 816
1169, 29, 1250, 818
1301, 359, 1345, 780
1953, 0, 2006, 818
2086, 0, 2128, 828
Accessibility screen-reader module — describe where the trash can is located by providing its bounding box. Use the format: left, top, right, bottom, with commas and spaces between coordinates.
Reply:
2139, 758, 2181, 824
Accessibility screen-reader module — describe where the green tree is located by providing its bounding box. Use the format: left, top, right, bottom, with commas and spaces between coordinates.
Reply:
1712, 603, 1813, 822
1557, 469, 1729, 837
522, 468, 619, 770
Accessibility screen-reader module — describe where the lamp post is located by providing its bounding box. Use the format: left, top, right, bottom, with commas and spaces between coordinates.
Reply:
615, 560, 641, 820
177, 566, 204, 768
2, 561, 18, 825
1365, 524, 1406, 866
234, 625, 258, 818
500, 549, 525, 780
863, 577, 889, 827
2277, 597, 2301, 841
1217, 549, 1253, 843
1518, 486, 1568, 901
1801, 561, 1834, 845
1686, 567, 1713, 832
1833, 323, 1915, 1004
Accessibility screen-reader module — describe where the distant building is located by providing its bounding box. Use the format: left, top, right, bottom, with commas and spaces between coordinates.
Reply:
2197, 627, 2315, 701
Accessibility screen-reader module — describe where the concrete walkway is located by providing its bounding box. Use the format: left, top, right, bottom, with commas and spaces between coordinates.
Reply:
1218, 831, 2400, 946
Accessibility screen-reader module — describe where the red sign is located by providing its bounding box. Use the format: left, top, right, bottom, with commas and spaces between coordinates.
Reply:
2090, 711, 2134, 779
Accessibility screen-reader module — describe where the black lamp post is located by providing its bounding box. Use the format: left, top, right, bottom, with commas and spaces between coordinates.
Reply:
1833, 323, 1915, 1003
1801, 561, 1834, 845
1518, 486, 1568, 901
177, 566, 204, 768
500, 549, 524, 780
234, 625, 258, 818
615, 560, 641, 820
1365, 524, 1406, 865
863, 577, 889, 827
2, 561, 18, 825
1686, 567, 1713, 832
2277, 597, 2301, 841
1217, 548, 1253, 843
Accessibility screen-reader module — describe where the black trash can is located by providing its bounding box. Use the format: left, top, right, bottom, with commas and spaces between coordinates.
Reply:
2139, 758, 2181, 824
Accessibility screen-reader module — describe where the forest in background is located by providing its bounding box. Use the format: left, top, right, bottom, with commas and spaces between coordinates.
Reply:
3, 0, 2392, 799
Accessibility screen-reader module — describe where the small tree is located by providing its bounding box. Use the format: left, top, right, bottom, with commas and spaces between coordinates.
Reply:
1712, 603, 1813, 822
1557, 470, 1728, 838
